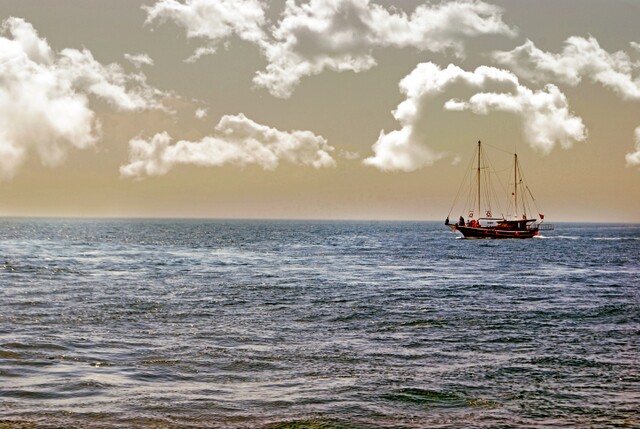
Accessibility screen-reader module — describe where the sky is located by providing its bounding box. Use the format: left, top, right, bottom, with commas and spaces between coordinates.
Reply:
0, 0, 638, 222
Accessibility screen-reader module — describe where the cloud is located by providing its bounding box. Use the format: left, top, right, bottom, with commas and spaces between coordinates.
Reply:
626, 126, 640, 167
124, 53, 155, 68
493, 36, 640, 100
120, 113, 336, 177
0, 17, 166, 180
195, 107, 208, 119
494, 37, 640, 165
185, 45, 220, 63
144, 0, 267, 58
255, 0, 516, 97
339, 149, 360, 160
145, 0, 515, 97
59, 49, 166, 111
450, 84, 586, 151
363, 62, 586, 171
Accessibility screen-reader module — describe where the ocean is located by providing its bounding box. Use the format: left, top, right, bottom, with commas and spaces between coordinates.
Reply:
1, 219, 638, 428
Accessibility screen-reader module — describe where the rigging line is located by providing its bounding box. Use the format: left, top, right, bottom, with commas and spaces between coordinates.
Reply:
513, 157, 527, 219
525, 197, 534, 220
517, 163, 537, 219
486, 149, 508, 217
449, 165, 472, 218
481, 149, 494, 215
525, 185, 538, 204
521, 176, 531, 217
518, 163, 543, 215
525, 187, 535, 220
481, 141, 515, 155
448, 145, 476, 217
487, 169, 501, 217
518, 165, 536, 203
525, 185, 542, 215
490, 166, 511, 174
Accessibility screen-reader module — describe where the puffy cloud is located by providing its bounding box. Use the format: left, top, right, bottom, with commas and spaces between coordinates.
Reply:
144, 0, 267, 58
58, 49, 166, 111
450, 84, 586, 152
255, 0, 516, 97
0, 17, 166, 180
364, 62, 586, 171
364, 127, 445, 172
493, 37, 640, 100
124, 53, 155, 68
494, 37, 640, 165
195, 107, 208, 119
120, 113, 336, 177
626, 126, 640, 167
145, 0, 515, 97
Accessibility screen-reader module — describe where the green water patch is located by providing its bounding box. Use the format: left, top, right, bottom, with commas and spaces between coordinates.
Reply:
400, 318, 448, 327
384, 388, 499, 410
0, 350, 22, 359
0, 422, 38, 429
384, 388, 466, 408
264, 419, 354, 429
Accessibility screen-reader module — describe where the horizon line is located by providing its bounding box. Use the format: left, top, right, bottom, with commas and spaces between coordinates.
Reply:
0, 215, 637, 225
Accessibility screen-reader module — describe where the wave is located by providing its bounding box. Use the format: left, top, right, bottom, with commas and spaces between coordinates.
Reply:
592, 237, 640, 241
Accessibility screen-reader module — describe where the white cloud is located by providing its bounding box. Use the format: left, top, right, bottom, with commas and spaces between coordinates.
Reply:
626, 126, 640, 167
255, 0, 516, 97
494, 36, 640, 165
145, 0, 515, 97
144, 0, 267, 59
58, 48, 166, 111
364, 127, 445, 172
493, 36, 640, 100
195, 107, 208, 119
185, 45, 220, 63
339, 149, 360, 160
364, 62, 586, 171
120, 113, 336, 177
450, 84, 586, 152
0, 17, 166, 180
124, 53, 155, 68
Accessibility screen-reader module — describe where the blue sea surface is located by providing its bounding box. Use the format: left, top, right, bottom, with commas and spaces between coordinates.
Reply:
1, 219, 638, 428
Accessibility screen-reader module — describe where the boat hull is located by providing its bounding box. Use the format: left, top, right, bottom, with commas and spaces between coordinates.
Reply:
448, 224, 538, 239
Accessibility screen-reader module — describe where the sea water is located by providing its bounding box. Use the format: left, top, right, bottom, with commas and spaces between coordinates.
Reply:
1, 219, 638, 428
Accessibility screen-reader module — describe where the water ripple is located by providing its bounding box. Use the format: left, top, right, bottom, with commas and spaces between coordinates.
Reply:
0, 220, 638, 428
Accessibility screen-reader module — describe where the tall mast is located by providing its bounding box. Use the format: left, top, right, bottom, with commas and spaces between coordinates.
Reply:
477, 140, 481, 217
514, 153, 518, 220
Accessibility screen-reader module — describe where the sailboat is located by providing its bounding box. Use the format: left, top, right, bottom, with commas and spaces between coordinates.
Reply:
445, 140, 553, 239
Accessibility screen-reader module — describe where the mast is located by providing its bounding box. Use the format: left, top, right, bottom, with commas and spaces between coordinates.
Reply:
514, 153, 518, 220
477, 140, 481, 217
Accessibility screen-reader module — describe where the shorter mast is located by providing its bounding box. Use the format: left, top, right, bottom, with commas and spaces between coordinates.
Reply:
477, 141, 481, 218
514, 153, 518, 220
